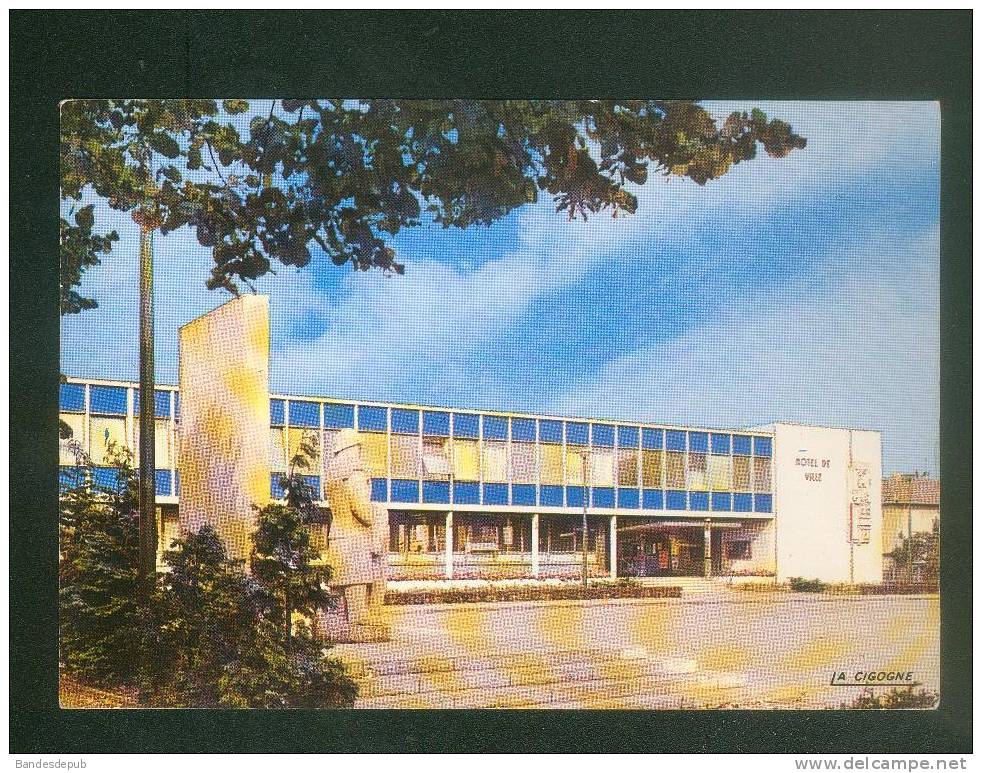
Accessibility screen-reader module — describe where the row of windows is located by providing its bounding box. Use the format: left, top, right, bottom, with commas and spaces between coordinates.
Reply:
60, 384, 177, 418
59, 466, 177, 497
367, 479, 773, 513
269, 398, 772, 455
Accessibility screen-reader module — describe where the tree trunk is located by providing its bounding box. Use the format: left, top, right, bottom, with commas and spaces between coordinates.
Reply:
138, 224, 157, 582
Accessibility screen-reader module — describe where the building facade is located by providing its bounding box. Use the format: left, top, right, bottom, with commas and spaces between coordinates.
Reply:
881, 473, 940, 583
58, 377, 883, 584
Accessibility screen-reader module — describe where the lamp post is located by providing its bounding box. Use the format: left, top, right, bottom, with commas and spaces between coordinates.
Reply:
579, 448, 590, 588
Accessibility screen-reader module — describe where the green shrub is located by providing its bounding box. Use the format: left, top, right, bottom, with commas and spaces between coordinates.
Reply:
843, 686, 939, 709
789, 576, 826, 592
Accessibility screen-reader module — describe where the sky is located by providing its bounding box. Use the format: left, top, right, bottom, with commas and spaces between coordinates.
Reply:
60, 101, 940, 475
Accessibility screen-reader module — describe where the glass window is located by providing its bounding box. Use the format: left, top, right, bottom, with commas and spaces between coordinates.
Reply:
391, 434, 420, 478
92, 467, 121, 492
711, 433, 730, 455
134, 389, 172, 418
60, 466, 85, 493
539, 485, 563, 507
422, 437, 451, 479
358, 405, 387, 432
588, 449, 615, 486
422, 481, 451, 504
641, 449, 662, 487
733, 434, 752, 456
89, 417, 128, 464
711, 492, 732, 512
754, 436, 773, 457
452, 413, 479, 438
665, 430, 686, 452
754, 493, 773, 513
270, 427, 287, 471
733, 456, 752, 490
60, 383, 85, 412
540, 444, 563, 484
270, 399, 285, 426
483, 415, 508, 440
753, 457, 772, 492
642, 428, 663, 449
358, 432, 388, 477
688, 432, 709, 453
270, 474, 286, 499
391, 479, 420, 503
642, 489, 663, 510
539, 420, 562, 444
324, 403, 355, 429
370, 478, 388, 502
725, 540, 751, 560
592, 424, 614, 447
510, 441, 537, 484
452, 439, 480, 481
453, 481, 479, 504
512, 483, 535, 506
89, 385, 127, 415
617, 425, 639, 448
133, 418, 173, 469
689, 491, 709, 511
666, 490, 687, 511
665, 451, 685, 489
566, 486, 585, 508
566, 421, 589, 446
391, 408, 419, 435
592, 487, 615, 508
617, 448, 639, 487
155, 470, 173, 497
617, 488, 640, 509
482, 440, 508, 483
687, 452, 708, 491
59, 413, 85, 465
511, 418, 536, 442
286, 427, 319, 466
734, 493, 753, 512
483, 483, 508, 505
423, 410, 450, 437
565, 448, 584, 485
708, 455, 733, 491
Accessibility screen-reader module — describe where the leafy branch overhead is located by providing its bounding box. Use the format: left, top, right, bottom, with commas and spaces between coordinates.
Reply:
60, 99, 806, 308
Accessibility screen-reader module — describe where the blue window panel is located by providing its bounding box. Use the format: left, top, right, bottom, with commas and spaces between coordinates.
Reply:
565, 422, 589, 446
423, 410, 450, 437
92, 467, 121, 491
303, 475, 321, 498
734, 493, 753, 512
270, 399, 285, 426
688, 432, 709, 453
174, 470, 180, 496
539, 485, 563, 507
483, 415, 508, 440
370, 478, 388, 502
711, 433, 731, 455
592, 424, 615, 448
539, 420, 563, 444
391, 408, 419, 434
592, 487, 615, 508
452, 413, 479, 438
271, 474, 286, 499
483, 483, 509, 505
753, 436, 773, 457
60, 466, 85, 492
565, 486, 585, 508
665, 430, 686, 452
689, 491, 710, 511
324, 403, 355, 429
642, 489, 664, 510
732, 434, 752, 456
134, 389, 173, 418
711, 492, 733, 512
754, 493, 773, 513
289, 400, 320, 428
617, 488, 640, 509
155, 469, 172, 497
391, 479, 420, 503
512, 484, 536, 506
617, 426, 639, 448
642, 427, 664, 449
453, 481, 480, 505
358, 405, 387, 432
423, 481, 451, 504
89, 385, 127, 416
59, 383, 85, 412
666, 490, 687, 510
511, 418, 536, 442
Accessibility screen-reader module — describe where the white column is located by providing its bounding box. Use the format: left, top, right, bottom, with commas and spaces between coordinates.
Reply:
609, 514, 617, 579
531, 513, 540, 578
445, 511, 454, 580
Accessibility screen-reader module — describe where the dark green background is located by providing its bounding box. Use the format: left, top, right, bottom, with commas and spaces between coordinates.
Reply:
9, 10, 972, 753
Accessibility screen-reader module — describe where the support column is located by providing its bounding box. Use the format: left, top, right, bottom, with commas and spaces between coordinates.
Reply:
531, 513, 540, 578
609, 515, 618, 579
704, 518, 712, 578
445, 511, 454, 580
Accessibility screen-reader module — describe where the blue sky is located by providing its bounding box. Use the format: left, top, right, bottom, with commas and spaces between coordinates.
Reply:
60, 101, 940, 474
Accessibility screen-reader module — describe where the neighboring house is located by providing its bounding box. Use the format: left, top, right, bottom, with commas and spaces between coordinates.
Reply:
881, 473, 940, 583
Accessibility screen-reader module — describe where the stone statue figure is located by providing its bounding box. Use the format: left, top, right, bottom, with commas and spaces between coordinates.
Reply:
318, 428, 389, 642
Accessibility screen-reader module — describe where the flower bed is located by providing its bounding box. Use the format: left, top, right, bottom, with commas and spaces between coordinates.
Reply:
385, 581, 682, 605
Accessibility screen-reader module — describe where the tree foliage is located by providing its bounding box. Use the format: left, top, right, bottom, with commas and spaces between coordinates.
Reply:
60, 99, 806, 306
888, 521, 940, 585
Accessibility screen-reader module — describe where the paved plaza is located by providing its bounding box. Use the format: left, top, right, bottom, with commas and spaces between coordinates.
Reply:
334, 590, 940, 709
